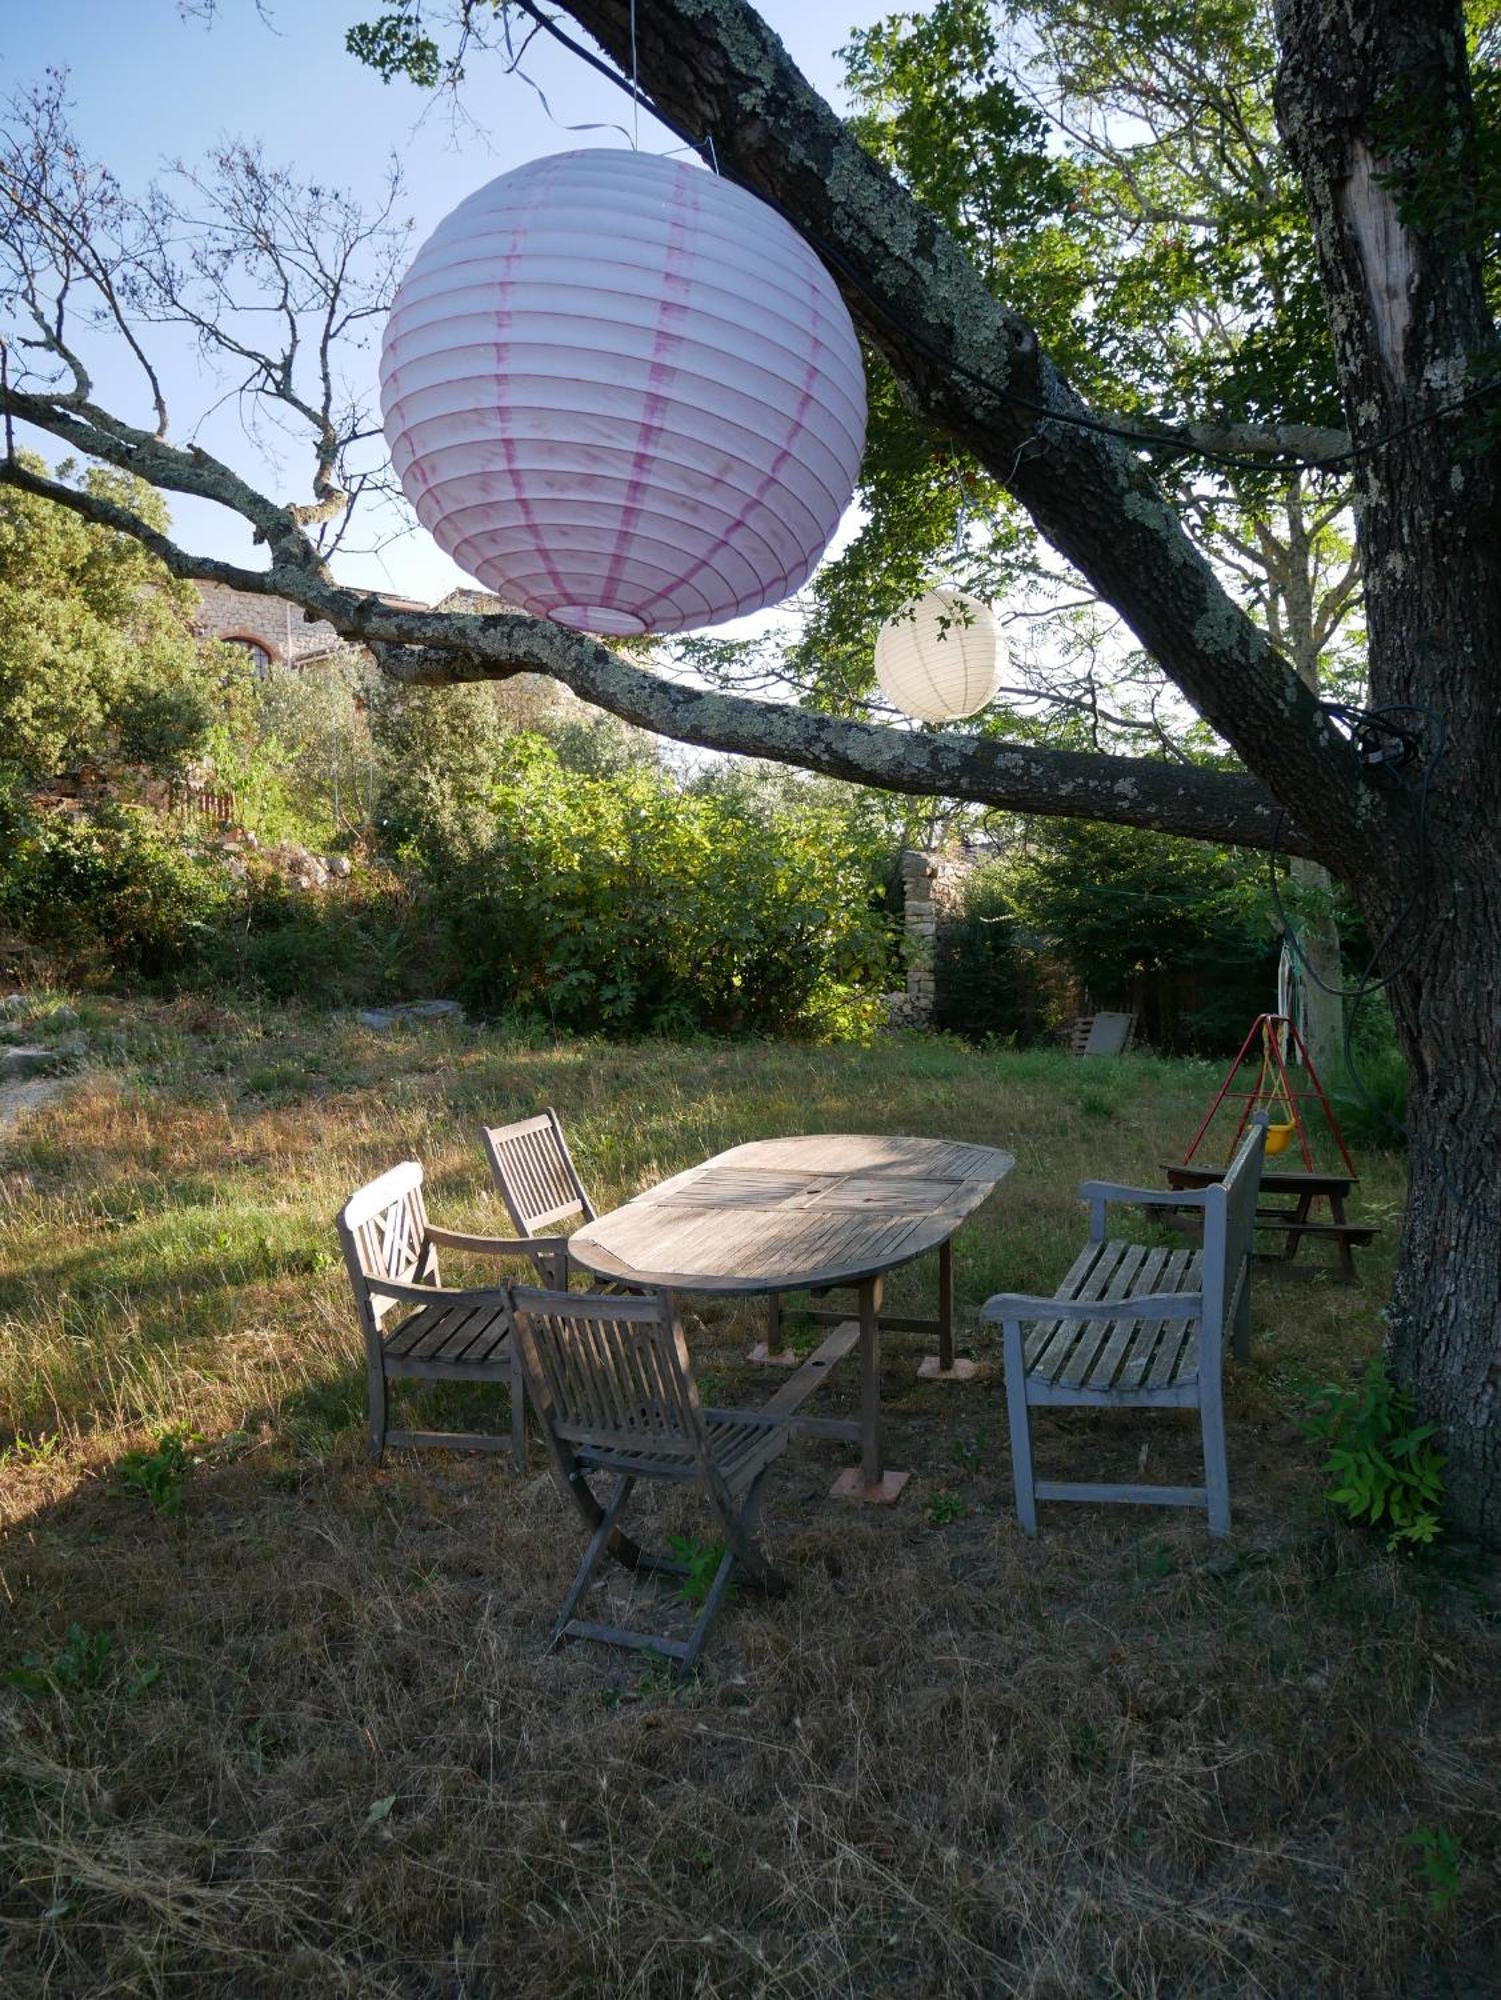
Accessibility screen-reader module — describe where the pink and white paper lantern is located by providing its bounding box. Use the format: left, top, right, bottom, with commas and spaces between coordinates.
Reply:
379, 149, 867, 636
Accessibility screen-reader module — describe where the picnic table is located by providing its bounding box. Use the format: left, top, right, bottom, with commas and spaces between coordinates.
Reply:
1160, 1161, 1377, 1282
568, 1133, 1014, 1502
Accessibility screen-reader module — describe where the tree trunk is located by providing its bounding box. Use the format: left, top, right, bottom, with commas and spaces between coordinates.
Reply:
1386, 900, 1501, 1541
1277, 0, 1501, 1539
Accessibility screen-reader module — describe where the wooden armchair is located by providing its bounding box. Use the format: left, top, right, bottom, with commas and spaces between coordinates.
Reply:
336, 1161, 528, 1470
510, 1286, 792, 1675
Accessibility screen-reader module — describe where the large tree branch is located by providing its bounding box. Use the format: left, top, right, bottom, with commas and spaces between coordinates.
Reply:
0, 441, 1316, 856
541, 0, 1381, 872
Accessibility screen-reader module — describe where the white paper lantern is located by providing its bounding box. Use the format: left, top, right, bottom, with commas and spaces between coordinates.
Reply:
873, 587, 1003, 723
379, 149, 867, 637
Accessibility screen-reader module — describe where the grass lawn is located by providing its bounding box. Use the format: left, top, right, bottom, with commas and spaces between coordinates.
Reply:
1, 996, 1496, 1997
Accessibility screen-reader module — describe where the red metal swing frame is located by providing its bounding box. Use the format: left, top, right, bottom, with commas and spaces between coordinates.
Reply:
1181, 1012, 1357, 1177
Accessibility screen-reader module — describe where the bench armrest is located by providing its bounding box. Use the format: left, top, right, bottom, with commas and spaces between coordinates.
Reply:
426, 1226, 558, 1258
1077, 1181, 1207, 1208
982, 1290, 1203, 1324
371, 1276, 513, 1308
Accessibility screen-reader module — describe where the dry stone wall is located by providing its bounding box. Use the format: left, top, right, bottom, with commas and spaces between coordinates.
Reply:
888, 848, 971, 1028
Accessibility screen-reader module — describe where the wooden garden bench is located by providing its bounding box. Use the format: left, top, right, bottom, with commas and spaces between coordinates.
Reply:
982, 1117, 1267, 1537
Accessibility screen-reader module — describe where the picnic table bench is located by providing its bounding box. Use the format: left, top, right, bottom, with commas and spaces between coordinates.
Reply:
1160, 1161, 1377, 1282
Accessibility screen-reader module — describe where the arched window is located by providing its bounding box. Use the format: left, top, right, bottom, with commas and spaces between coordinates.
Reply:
222, 636, 275, 678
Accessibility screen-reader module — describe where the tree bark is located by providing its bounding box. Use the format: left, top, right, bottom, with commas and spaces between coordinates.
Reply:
1276, 0, 1501, 1538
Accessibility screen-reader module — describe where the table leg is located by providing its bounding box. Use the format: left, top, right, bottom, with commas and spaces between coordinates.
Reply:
1328, 1191, 1358, 1283
746, 1290, 797, 1368
1282, 1190, 1314, 1262
830, 1275, 909, 1504
917, 1236, 983, 1381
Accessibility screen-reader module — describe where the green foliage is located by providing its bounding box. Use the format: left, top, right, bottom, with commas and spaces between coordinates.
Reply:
1331, 995, 1408, 1151
932, 858, 1046, 1045
410, 736, 893, 1039
1404, 1824, 1464, 1914
926, 1490, 966, 1525
1008, 820, 1277, 1050
1301, 1361, 1445, 1551
116, 1429, 201, 1516
346, 5, 443, 86
0, 457, 229, 784
935, 823, 1276, 1052
206, 651, 380, 852
5, 1624, 114, 1698
669, 1536, 730, 1608
0, 782, 229, 981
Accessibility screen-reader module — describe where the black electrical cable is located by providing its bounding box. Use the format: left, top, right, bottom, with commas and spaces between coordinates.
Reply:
1268, 703, 1446, 1008
510, 0, 1501, 480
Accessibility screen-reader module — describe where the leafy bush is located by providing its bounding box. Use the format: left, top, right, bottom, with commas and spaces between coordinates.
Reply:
1330, 992, 1408, 1150
936, 821, 1279, 1052
117, 1430, 201, 1516
413, 737, 893, 1038
931, 857, 1048, 1044
0, 784, 228, 982
204, 865, 432, 1006
0, 455, 234, 785
1301, 1359, 1445, 1550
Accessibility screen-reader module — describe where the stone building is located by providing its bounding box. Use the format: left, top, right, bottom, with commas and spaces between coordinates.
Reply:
191, 580, 425, 673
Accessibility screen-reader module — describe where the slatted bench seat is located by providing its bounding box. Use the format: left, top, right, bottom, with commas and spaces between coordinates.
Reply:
1024, 1240, 1205, 1398
982, 1118, 1267, 1537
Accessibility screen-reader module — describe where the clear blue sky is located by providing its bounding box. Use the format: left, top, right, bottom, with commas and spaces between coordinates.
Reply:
3, 0, 899, 605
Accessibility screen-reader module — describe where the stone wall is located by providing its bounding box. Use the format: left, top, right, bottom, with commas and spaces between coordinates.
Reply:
888, 848, 971, 1029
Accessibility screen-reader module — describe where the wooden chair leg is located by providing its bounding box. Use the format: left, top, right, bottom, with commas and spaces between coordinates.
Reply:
367, 1360, 387, 1464
716, 1470, 788, 1598
510, 1342, 527, 1473
1001, 1320, 1038, 1535
551, 1473, 635, 1647
560, 1463, 650, 1575
1199, 1381, 1232, 1538
678, 1546, 738, 1676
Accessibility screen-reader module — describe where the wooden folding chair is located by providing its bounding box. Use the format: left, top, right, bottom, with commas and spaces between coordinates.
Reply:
482, 1108, 644, 1295
510, 1286, 791, 1674
480, 1109, 599, 1290
337, 1161, 527, 1471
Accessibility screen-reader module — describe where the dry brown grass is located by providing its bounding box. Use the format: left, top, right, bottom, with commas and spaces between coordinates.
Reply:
1, 997, 1496, 1998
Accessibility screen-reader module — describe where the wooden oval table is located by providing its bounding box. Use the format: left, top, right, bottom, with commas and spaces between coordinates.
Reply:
568, 1134, 1014, 1502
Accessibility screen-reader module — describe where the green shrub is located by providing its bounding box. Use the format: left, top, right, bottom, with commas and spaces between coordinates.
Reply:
204, 866, 432, 1006
1301, 1359, 1445, 1550
0, 784, 228, 982
1330, 993, 1408, 1150
932, 858, 1046, 1043
414, 738, 893, 1039
1007, 820, 1278, 1052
